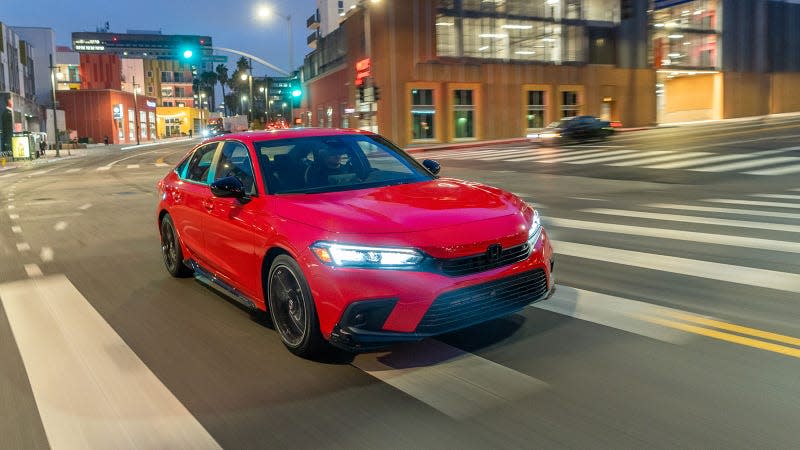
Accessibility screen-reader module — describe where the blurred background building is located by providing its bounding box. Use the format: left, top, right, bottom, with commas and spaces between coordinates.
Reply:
300, 0, 800, 147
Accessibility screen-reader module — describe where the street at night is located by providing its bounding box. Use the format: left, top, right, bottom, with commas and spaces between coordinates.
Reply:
2, 117, 799, 448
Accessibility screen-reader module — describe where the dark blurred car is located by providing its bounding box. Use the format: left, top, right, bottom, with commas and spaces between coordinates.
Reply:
527, 115, 614, 145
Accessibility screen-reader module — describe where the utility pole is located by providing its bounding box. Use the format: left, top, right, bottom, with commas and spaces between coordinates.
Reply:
133, 75, 140, 145
48, 54, 60, 157
248, 58, 254, 125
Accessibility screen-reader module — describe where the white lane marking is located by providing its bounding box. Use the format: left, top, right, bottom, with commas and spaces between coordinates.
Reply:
31, 169, 54, 176
0, 275, 222, 449
747, 165, 800, 176
54, 221, 68, 231
554, 240, 800, 294
120, 137, 194, 151
8, 204, 15, 210
506, 148, 606, 162
705, 198, 800, 209
40, 247, 54, 262
106, 149, 162, 168
548, 217, 800, 254
512, 192, 531, 198
12, 226, 22, 234
751, 193, 800, 201
9, 213, 19, 220
96, 166, 111, 171
78, 203, 92, 210
16, 242, 31, 252
0, 173, 18, 178
581, 208, 800, 233
65, 168, 82, 173
569, 197, 608, 201
693, 156, 800, 172
646, 149, 791, 169
445, 148, 536, 160
568, 150, 672, 165
533, 286, 692, 344
352, 339, 548, 419
647, 203, 800, 220
23, 264, 43, 277
155, 163, 170, 167
538, 150, 635, 164
127, 164, 141, 169
566, 145, 626, 148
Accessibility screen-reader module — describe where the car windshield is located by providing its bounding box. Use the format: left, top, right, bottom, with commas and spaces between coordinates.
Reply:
547, 118, 574, 129
254, 134, 435, 194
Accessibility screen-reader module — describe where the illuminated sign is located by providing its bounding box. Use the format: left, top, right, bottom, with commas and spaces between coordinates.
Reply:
12, 135, 31, 158
146, 100, 157, 108
73, 39, 105, 51
112, 104, 123, 119
355, 58, 371, 86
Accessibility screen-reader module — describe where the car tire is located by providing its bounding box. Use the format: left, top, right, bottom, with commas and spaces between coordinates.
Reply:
267, 255, 327, 358
160, 214, 193, 278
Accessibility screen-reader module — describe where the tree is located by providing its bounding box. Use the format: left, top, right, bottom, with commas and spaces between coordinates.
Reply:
215, 64, 230, 116
198, 71, 218, 111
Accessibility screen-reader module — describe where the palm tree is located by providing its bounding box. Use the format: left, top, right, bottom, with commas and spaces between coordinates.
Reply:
215, 64, 229, 116
199, 71, 218, 111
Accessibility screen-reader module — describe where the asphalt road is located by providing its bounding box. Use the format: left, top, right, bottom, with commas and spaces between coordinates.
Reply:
1, 117, 799, 449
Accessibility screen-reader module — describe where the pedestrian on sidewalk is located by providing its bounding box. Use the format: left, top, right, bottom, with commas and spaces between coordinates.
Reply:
104, 135, 109, 145
39, 140, 46, 158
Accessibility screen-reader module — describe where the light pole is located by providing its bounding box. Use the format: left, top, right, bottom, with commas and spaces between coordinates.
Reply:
200, 92, 206, 135
259, 86, 265, 121
48, 54, 60, 157
241, 95, 247, 119
133, 75, 140, 145
257, 5, 293, 71
241, 72, 253, 123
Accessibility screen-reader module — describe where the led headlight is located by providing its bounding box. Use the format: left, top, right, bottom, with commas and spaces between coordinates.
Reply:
527, 209, 542, 246
311, 242, 424, 268
539, 132, 560, 139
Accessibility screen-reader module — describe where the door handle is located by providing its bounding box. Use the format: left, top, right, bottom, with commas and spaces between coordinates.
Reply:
203, 199, 214, 212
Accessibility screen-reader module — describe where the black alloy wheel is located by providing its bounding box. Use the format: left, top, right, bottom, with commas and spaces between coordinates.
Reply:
267, 255, 327, 358
160, 214, 193, 278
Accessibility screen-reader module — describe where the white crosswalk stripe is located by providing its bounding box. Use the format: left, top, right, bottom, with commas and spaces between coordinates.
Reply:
418, 144, 800, 175
751, 193, 800, 201
646, 203, 800, 220
581, 208, 800, 233
704, 198, 800, 209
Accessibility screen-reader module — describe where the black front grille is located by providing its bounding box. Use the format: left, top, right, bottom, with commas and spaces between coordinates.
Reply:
440, 242, 531, 276
415, 269, 548, 334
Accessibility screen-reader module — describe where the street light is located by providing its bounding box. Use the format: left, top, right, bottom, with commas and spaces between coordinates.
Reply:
256, 4, 293, 71
240, 72, 254, 122
241, 95, 247, 118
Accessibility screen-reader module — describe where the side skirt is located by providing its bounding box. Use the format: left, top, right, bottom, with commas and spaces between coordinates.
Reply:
186, 259, 258, 310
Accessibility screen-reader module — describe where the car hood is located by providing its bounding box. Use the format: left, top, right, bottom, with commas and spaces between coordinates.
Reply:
274, 178, 528, 235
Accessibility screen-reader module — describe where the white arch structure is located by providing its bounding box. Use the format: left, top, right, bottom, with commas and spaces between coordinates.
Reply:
211, 47, 291, 76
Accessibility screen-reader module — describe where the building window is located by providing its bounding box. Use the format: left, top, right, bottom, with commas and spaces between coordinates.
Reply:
128, 109, 136, 141
561, 91, 580, 118
147, 71, 153, 78
147, 86, 153, 94
140, 111, 147, 138
411, 89, 435, 140
163, 101, 173, 107
338, 0, 344, 15
651, 0, 719, 69
317, 107, 324, 127
526, 90, 546, 129
453, 89, 474, 139
148, 112, 156, 139
161, 71, 173, 82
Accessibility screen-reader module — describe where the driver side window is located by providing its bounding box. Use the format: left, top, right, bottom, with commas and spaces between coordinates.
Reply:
185, 143, 219, 183
214, 141, 257, 196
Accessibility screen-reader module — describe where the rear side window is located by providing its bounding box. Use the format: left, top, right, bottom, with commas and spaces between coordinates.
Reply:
214, 141, 257, 195
185, 143, 218, 183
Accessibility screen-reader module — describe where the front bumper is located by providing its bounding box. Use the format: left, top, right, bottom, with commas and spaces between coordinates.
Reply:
329, 281, 556, 352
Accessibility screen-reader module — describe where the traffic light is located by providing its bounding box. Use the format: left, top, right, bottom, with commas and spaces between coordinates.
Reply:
373, 85, 381, 102
180, 46, 199, 63
621, 0, 634, 20
290, 79, 303, 108
358, 86, 365, 103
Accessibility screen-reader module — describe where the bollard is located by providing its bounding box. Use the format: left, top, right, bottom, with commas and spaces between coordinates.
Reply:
1, 156, 5, 168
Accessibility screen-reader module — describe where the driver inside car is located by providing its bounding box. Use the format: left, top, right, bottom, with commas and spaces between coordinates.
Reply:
305, 147, 354, 187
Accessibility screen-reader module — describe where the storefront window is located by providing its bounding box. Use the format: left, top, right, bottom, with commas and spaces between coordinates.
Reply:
127, 109, 135, 141
561, 91, 579, 118
148, 112, 156, 139
453, 89, 474, 139
411, 89, 435, 140
139, 111, 147, 138
527, 90, 546, 129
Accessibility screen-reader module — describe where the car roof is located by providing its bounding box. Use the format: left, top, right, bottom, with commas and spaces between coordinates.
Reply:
201, 128, 377, 145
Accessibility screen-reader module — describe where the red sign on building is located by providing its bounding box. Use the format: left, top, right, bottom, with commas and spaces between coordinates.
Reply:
355, 58, 371, 86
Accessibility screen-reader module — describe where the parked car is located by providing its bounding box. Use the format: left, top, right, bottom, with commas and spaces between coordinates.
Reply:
528, 115, 614, 145
156, 129, 555, 358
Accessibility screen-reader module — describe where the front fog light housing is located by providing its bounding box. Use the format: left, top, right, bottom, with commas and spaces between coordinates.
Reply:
527, 210, 542, 246
311, 242, 424, 268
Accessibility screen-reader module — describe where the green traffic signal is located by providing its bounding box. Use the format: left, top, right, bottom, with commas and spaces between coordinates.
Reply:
291, 89, 302, 98
182, 49, 193, 59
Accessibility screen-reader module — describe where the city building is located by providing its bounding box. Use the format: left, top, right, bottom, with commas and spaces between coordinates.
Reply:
301, 0, 800, 147
10, 27, 55, 106
70, 30, 220, 138
308, 0, 359, 47
1, 22, 42, 153
55, 46, 81, 91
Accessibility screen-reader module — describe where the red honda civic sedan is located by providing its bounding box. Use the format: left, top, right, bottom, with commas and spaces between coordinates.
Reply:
156, 129, 555, 357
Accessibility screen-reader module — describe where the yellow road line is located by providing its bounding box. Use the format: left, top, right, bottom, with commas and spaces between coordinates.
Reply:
156, 157, 165, 164
636, 315, 800, 359
661, 311, 800, 347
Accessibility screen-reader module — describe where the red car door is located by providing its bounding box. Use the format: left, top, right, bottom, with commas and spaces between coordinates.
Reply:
172, 142, 219, 266
203, 140, 260, 299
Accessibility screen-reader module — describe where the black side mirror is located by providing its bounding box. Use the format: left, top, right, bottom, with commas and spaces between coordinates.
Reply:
422, 159, 441, 175
210, 176, 249, 201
